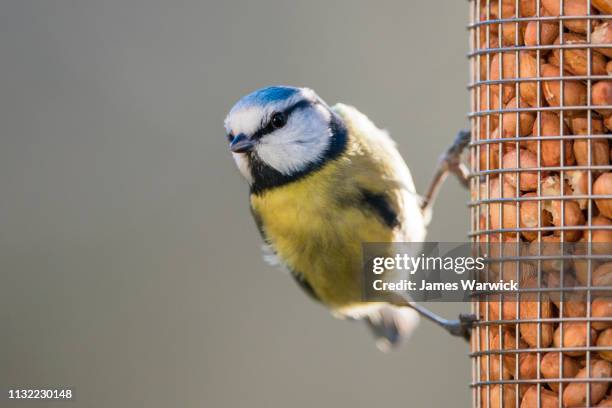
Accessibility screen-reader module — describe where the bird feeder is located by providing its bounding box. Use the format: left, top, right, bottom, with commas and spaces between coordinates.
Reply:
468, 0, 612, 406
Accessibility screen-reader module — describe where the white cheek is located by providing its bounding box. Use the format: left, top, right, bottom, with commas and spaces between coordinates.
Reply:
255, 108, 331, 175
232, 153, 253, 184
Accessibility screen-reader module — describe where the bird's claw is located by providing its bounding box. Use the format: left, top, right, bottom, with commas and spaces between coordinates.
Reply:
446, 313, 478, 342
439, 130, 471, 189
448, 129, 471, 157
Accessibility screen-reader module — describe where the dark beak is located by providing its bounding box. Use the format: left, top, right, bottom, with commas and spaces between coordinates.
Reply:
230, 134, 255, 153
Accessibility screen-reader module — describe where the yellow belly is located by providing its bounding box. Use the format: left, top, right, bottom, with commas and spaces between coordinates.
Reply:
250, 163, 395, 310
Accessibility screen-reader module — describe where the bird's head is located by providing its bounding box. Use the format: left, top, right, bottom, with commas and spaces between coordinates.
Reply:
224, 86, 346, 193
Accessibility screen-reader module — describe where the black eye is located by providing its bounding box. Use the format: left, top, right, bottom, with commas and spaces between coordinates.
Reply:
227, 134, 234, 143
270, 112, 287, 129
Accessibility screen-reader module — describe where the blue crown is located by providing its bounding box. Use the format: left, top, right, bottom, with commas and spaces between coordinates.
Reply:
236, 86, 301, 108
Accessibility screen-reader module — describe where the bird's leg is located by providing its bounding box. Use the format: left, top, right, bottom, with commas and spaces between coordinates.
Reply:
420, 129, 471, 216
385, 130, 477, 340
389, 293, 477, 341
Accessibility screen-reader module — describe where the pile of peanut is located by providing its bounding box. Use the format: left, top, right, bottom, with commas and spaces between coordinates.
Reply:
473, 0, 612, 407
478, 297, 612, 407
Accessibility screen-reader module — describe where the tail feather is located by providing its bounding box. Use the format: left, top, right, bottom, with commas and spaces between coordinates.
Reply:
364, 306, 419, 351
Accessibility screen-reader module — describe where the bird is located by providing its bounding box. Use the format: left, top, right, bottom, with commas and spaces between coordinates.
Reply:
224, 86, 474, 350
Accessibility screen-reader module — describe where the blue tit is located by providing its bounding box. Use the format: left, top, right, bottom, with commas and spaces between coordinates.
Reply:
224, 86, 474, 350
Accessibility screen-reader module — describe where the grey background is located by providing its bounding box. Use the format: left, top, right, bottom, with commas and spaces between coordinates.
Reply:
1, 1, 471, 407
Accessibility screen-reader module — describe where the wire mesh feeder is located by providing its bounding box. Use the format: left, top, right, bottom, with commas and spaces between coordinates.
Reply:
468, 0, 612, 407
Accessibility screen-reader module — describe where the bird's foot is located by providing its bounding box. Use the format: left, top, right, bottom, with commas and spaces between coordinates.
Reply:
420, 129, 471, 214
439, 130, 471, 189
444, 313, 478, 342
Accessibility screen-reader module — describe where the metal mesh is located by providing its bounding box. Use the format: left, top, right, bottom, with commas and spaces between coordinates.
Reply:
468, 0, 612, 406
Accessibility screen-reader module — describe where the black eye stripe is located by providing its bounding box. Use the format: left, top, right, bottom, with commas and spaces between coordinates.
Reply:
251, 99, 314, 140
282, 99, 312, 117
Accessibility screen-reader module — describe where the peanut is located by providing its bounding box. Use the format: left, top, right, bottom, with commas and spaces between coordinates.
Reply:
597, 328, 612, 362
541, 352, 581, 391
593, 298, 612, 330
593, 0, 612, 14
530, 111, 575, 167
520, 279, 555, 347
553, 322, 598, 357
593, 22, 612, 59
524, 20, 558, 52
502, 149, 540, 191
595, 173, 612, 219
563, 360, 612, 407
542, 0, 592, 34
542, 63, 588, 112
550, 33, 607, 76
520, 385, 559, 408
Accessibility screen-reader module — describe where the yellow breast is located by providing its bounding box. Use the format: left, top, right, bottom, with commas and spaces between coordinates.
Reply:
250, 156, 395, 310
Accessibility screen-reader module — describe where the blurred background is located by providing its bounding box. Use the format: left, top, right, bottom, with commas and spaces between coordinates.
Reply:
1, 1, 471, 407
